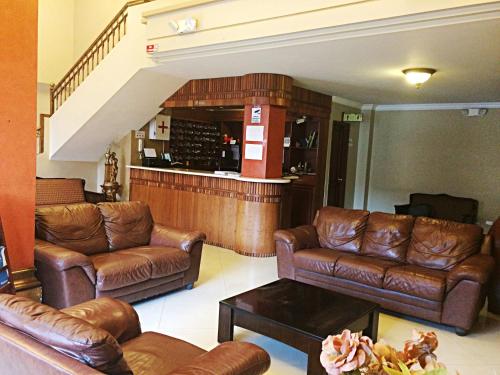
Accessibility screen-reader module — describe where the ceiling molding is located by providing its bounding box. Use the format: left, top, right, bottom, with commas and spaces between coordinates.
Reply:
332, 96, 362, 109
361, 102, 500, 111
150, 3, 500, 63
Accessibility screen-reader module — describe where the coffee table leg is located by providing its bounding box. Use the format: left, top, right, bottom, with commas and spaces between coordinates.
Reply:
307, 341, 326, 375
363, 309, 379, 342
218, 303, 234, 343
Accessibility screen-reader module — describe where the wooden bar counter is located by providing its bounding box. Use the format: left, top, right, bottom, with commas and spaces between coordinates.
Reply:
128, 166, 290, 257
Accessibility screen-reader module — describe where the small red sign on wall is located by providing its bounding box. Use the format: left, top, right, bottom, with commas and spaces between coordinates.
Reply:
146, 44, 158, 53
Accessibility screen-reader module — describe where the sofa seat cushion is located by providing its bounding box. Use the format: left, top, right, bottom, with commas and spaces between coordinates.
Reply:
293, 248, 344, 275
117, 246, 190, 279
383, 265, 448, 302
123, 332, 206, 375
334, 255, 398, 288
90, 253, 152, 291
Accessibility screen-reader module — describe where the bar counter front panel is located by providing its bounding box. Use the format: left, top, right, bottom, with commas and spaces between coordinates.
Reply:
129, 166, 289, 257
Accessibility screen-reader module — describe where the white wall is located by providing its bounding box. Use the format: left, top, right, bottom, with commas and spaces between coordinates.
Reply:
36, 84, 98, 189
73, 0, 128, 59
38, 0, 75, 84
366, 109, 500, 226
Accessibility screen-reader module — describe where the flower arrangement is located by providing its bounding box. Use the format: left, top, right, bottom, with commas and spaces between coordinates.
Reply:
320, 329, 451, 375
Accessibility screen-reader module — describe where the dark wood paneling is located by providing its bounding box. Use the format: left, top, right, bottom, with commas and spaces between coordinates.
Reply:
163, 73, 293, 108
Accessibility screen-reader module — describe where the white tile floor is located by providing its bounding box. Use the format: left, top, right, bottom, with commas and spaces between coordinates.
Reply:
133, 245, 500, 375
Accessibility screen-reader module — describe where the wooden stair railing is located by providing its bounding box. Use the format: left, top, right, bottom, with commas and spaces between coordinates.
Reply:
50, 0, 155, 115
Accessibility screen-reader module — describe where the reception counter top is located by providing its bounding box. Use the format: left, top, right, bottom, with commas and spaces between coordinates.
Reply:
127, 165, 290, 184
128, 165, 288, 257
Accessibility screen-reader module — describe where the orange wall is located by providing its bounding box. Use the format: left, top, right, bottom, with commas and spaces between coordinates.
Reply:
0, 1, 38, 270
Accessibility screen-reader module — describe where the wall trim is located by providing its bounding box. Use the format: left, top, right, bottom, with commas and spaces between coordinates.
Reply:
361, 102, 500, 111
150, 3, 500, 63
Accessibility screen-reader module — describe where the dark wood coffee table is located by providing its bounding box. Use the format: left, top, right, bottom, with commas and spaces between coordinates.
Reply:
218, 278, 379, 375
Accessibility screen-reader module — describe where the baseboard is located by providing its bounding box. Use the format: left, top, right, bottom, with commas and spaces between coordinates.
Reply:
12, 268, 42, 302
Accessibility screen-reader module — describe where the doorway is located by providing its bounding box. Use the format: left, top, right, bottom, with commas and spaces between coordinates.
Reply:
327, 121, 350, 207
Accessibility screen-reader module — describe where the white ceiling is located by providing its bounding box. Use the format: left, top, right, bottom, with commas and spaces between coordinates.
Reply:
157, 19, 500, 104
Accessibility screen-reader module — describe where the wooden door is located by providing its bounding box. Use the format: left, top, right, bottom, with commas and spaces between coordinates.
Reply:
328, 121, 350, 207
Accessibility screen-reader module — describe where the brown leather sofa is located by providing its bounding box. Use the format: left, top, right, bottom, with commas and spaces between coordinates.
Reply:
488, 217, 500, 314
275, 207, 494, 335
36, 177, 105, 206
0, 294, 270, 375
35, 201, 206, 308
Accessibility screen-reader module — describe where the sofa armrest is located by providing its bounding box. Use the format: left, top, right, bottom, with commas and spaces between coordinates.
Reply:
167, 342, 270, 375
35, 239, 96, 283
61, 297, 141, 343
274, 225, 318, 252
150, 224, 206, 253
447, 254, 495, 292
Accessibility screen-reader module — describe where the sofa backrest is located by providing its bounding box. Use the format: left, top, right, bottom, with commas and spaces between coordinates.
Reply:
35, 203, 109, 255
36, 178, 86, 207
406, 217, 483, 270
97, 201, 153, 251
313, 206, 369, 253
0, 294, 131, 374
361, 212, 414, 263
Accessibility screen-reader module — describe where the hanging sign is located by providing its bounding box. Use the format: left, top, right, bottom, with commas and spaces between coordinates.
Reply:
342, 113, 363, 122
251, 106, 262, 124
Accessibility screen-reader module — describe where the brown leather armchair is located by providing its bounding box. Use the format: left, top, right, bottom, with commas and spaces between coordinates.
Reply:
275, 207, 495, 335
35, 201, 206, 308
0, 294, 271, 375
394, 193, 478, 224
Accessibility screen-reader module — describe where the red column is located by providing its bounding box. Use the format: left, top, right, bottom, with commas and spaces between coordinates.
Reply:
241, 104, 286, 179
0, 0, 38, 270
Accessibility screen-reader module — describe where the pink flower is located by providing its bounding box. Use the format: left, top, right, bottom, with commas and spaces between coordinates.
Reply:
320, 329, 373, 375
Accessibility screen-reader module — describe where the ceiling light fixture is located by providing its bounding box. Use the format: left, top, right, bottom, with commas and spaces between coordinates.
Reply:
402, 68, 436, 88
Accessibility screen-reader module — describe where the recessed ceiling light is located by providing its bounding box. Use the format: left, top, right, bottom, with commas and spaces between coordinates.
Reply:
402, 68, 437, 88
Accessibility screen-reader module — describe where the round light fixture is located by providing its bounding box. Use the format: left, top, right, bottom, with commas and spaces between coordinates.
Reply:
402, 68, 436, 88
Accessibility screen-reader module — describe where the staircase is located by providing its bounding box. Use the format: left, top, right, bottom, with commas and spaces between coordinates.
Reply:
48, 0, 186, 161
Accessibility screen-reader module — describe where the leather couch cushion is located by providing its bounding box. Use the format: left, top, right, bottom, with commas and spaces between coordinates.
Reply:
35, 203, 109, 255
118, 246, 190, 278
407, 217, 483, 270
334, 255, 398, 288
313, 207, 369, 253
123, 331, 206, 374
90, 252, 152, 291
293, 248, 345, 275
98, 201, 153, 251
0, 295, 131, 374
383, 265, 447, 302
361, 212, 414, 262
